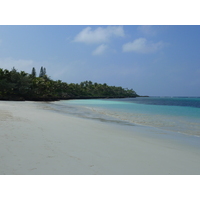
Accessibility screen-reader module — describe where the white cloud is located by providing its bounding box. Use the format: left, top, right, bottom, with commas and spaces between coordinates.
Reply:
92, 44, 107, 55
74, 26, 125, 44
122, 38, 164, 53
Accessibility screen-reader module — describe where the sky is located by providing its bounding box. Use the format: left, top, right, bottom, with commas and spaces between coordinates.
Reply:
0, 25, 200, 96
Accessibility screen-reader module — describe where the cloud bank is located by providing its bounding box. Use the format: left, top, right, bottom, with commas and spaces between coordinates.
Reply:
0, 57, 34, 70
74, 26, 125, 44
122, 38, 164, 53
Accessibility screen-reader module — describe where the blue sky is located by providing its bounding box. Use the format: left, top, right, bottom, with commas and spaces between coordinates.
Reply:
0, 25, 200, 96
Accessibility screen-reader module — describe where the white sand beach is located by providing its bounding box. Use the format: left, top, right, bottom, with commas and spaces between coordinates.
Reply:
0, 101, 200, 175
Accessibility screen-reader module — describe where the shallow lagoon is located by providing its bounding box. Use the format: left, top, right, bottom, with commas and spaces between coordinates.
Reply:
51, 97, 200, 138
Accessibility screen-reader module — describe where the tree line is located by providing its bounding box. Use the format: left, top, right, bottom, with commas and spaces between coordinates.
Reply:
0, 67, 139, 101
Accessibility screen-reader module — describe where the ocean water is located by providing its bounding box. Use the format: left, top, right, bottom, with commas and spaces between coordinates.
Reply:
51, 97, 200, 137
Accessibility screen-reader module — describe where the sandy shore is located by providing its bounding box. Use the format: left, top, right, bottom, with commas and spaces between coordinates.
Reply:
0, 101, 200, 175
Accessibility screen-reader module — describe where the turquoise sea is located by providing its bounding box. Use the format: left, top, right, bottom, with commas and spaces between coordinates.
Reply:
50, 97, 200, 138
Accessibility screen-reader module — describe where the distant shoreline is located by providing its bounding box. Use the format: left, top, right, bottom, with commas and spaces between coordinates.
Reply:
0, 68, 139, 101
0, 95, 148, 102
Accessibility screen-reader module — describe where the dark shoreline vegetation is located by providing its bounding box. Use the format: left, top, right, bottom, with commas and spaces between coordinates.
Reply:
0, 67, 140, 101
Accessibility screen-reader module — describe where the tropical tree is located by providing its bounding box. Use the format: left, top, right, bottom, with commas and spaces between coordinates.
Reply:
31, 67, 36, 77
0, 68, 139, 100
39, 66, 44, 77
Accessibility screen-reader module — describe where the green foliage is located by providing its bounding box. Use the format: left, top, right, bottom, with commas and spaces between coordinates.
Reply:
0, 68, 139, 101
